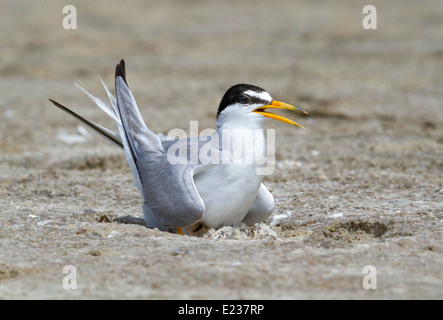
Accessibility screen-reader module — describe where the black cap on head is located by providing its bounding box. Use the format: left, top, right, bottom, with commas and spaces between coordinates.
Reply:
217, 84, 268, 116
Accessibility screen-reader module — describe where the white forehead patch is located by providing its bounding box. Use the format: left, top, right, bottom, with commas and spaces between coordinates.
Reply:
244, 90, 272, 103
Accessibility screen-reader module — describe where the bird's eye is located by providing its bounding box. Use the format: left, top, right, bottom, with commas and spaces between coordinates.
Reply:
238, 95, 248, 104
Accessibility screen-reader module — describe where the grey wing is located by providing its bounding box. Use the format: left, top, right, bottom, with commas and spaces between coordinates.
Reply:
161, 131, 220, 166
50, 59, 206, 228
136, 153, 205, 227
242, 183, 275, 226
114, 60, 204, 227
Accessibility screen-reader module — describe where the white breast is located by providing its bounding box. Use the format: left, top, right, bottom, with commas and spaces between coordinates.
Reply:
193, 163, 263, 228
192, 128, 266, 227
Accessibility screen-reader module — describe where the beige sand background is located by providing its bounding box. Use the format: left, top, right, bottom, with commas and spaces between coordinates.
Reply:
0, 0, 442, 299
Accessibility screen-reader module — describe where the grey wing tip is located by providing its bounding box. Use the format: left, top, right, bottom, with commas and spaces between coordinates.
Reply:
48, 98, 124, 150
115, 59, 128, 86
49, 98, 66, 110
49, 98, 75, 115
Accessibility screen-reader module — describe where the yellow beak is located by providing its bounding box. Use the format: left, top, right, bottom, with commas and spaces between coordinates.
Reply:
253, 100, 308, 128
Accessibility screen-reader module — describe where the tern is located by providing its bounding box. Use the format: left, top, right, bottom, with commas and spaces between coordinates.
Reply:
49, 60, 307, 235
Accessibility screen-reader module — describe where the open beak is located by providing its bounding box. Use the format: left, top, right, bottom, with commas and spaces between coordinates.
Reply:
253, 100, 308, 128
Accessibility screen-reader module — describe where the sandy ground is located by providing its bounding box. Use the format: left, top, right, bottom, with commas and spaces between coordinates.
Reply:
0, 0, 442, 299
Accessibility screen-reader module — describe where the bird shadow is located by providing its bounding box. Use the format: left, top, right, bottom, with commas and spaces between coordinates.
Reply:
113, 215, 147, 227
